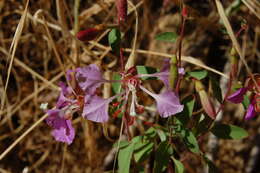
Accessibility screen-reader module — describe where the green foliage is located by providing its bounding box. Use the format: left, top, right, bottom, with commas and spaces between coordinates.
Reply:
194, 114, 212, 136
117, 128, 157, 172
118, 141, 135, 173
172, 157, 184, 173
112, 73, 122, 94
242, 95, 250, 109
134, 139, 154, 163
153, 141, 173, 173
209, 75, 223, 102
204, 156, 219, 173
155, 32, 178, 42
108, 28, 121, 52
175, 95, 195, 127
180, 128, 200, 154
136, 65, 158, 80
210, 123, 248, 139
188, 70, 208, 80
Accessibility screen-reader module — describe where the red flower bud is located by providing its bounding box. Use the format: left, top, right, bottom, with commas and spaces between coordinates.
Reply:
182, 6, 188, 18
116, 0, 127, 24
76, 28, 101, 41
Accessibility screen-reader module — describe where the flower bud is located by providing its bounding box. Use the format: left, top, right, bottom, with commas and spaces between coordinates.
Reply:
195, 80, 216, 119
76, 25, 105, 41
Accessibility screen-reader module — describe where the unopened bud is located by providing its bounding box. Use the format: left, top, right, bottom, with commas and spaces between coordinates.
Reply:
169, 55, 178, 90
182, 6, 188, 18
76, 26, 104, 41
195, 80, 216, 119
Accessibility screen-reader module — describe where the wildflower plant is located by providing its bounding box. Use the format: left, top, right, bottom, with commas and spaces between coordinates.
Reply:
41, 1, 252, 173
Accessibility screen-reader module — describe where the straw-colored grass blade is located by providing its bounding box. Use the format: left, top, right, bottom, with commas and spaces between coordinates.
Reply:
2, 0, 29, 110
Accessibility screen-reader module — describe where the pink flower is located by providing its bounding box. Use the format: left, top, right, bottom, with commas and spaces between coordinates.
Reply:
82, 95, 111, 123
75, 64, 183, 120
139, 86, 184, 118
138, 59, 185, 89
75, 64, 106, 94
46, 109, 75, 145
46, 82, 79, 144
227, 87, 248, 104
245, 102, 256, 120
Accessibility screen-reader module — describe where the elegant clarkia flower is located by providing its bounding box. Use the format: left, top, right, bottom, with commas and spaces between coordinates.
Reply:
46, 82, 79, 144
74, 63, 184, 119
227, 87, 247, 104
46, 61, 184, 144
227, 85, 259, 120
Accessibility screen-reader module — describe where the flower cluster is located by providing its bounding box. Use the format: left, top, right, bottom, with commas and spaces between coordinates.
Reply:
45, 61, 184, 144
227, 75, 260, 120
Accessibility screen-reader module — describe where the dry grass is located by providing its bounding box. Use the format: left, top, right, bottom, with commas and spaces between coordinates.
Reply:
0, 0, 259, 173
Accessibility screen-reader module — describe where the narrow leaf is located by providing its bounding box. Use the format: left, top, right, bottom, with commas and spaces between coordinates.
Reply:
108, 28, 121, 52
172, 157, 184, 173
175, 95, 195, 127
209, 75, 223, 102
112, 73, 122, 94
181, 129, 200, 154
136, 66, 158, 80
118, 142, 135, 173
211, 123, 248, 139
154, 141, 173, 173
155, 32, 178, 42
188, 70, 208, 80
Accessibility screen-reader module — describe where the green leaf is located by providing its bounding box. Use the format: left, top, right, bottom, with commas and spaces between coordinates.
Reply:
172, 157, 184, 173
156, 129, 167, 142
211, 123, 248, 139
112, 73, 122, 94
134, 141, 154, 163
181, 129, 200, 154
155, 32, 178, 42
194, 114, 212, 136
118, 142, 135, 173
108, 28, 121, 52
188, 70, 208, 80
136, 66, 158, 80
144, 127, 157, 139
242, 95, 250, 109
175, 95, 195, 127
204, 156, 219, 173
209, 75, 223, 102
153, 141, 173, 173
113, 140, 129, 149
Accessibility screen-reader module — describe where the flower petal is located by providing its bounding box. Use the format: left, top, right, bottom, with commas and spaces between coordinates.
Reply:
56, 83, 74, 109
75, 64, 105, 94
140, 86, 184, 118
82, 95, 111, 123
245, 102, 256, 120
46, 109, 75, 144
51, 120, 75, 145
227, 87, 247, 104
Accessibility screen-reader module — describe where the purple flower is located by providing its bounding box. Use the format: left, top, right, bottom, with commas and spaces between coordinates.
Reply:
46, 109, 75, 144
75, 64, 105, 94
56, 84, 74, 109
139, 85, 184, 118
245, 102, 256, 120
227, 87, 248, 104
46, 82, 79, 144
82, 95, 111, 123
138, 59, 185, 89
